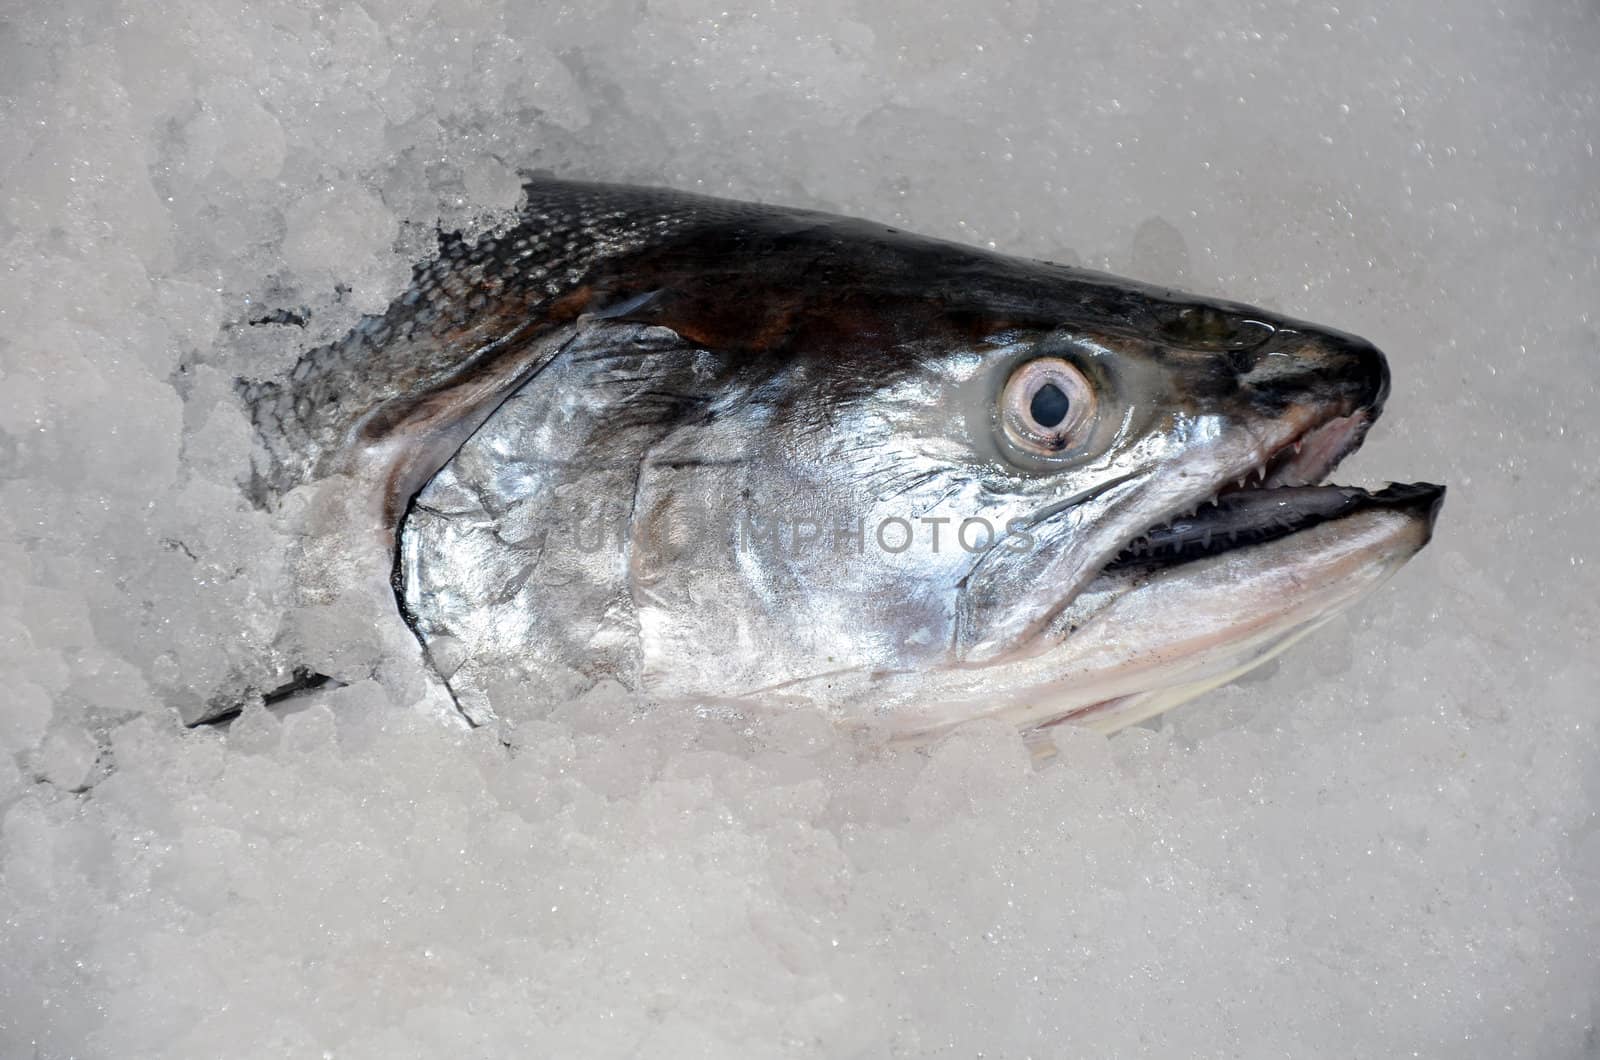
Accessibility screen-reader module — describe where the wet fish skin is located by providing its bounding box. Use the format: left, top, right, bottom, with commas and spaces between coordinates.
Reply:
234, 178, 1437, 735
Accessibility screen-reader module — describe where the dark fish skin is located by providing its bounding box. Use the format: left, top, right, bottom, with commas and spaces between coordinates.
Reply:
239, 178, 1387, 523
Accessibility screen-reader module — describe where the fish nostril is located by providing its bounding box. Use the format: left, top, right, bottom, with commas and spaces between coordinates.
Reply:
1159, 306, 1277, 351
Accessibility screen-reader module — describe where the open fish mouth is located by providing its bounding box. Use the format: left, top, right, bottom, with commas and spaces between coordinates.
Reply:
1106, 413, 1445, 575
1108, 480, 1445, 573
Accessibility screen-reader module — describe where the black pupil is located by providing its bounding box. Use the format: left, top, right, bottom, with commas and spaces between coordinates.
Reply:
1029, 382, 1071, 428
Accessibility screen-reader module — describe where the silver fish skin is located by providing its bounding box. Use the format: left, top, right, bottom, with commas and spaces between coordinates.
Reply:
235, 178, 1443, 736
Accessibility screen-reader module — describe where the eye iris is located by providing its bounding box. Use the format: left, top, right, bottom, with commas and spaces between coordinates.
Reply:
1029, 381, 1071, 428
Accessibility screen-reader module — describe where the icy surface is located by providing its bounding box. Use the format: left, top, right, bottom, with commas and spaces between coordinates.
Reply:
2, 0, 1598, 1056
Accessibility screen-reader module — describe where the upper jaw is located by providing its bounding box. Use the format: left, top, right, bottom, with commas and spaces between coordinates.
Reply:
1218, 404, 1375, 498
1178, 321, 1391, 499
1252, 409, 1375, 490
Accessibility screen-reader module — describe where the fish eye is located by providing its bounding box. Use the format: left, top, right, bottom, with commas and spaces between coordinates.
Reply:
1000, 357, 1097, 456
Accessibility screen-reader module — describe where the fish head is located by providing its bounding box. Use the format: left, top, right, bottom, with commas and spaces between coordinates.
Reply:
388, 195, 1442, 735
606, 264, 1440, 734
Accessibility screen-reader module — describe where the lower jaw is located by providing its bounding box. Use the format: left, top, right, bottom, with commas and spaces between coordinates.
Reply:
890, 505, 1435, 739
1042, 612, 1335, 734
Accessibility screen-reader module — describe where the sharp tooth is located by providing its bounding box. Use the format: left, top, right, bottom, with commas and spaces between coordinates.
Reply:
1292, 441, 1302, 455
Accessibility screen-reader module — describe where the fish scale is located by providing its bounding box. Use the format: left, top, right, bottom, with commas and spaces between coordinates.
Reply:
238, 183, 757, 503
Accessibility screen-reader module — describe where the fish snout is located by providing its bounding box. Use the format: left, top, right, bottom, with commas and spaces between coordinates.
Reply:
1239, 327, 1391, 420
1325, 330, 1391, 416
